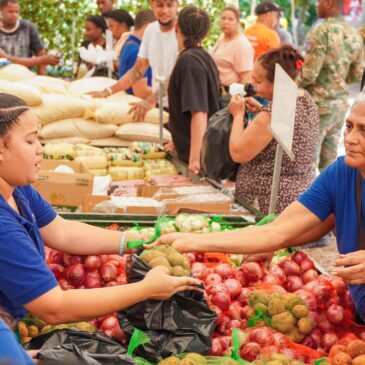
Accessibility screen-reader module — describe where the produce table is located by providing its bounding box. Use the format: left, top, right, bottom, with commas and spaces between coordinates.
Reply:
59, 213, 258, 228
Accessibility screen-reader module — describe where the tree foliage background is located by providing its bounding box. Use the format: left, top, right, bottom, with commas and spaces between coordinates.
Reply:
19, 0, 318, 69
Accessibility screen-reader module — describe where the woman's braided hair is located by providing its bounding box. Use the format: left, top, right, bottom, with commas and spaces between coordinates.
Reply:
178, 5, 210, 49
0, 93, 29, 137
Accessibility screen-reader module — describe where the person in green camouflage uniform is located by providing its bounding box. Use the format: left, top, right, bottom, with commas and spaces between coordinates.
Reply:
297, 0, 364, 171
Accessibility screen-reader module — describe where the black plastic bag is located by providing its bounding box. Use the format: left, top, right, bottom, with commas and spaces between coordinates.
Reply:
118, 254, 217, 362
25, 328, 136, 365
201, 107, 239, 182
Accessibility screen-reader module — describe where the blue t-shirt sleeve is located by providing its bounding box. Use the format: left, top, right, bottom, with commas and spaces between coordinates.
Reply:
297, 164, 334, 221
25, 186, 57, 228
0, 226, 57, 307
0, 320, 34, 365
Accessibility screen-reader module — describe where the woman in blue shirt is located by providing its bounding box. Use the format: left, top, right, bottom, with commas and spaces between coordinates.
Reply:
153, 94, 365, 320
0, 93, 200, 323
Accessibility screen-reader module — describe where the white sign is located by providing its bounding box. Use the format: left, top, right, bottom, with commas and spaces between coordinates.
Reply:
270, 64, 297, 161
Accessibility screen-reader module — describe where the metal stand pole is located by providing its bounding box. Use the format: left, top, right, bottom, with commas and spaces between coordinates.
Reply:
269, 144, 284, 214
159, 81, 164, 146
71, 19, 76, 80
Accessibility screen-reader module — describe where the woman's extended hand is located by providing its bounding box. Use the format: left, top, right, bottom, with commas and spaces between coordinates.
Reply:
142, 266, 202, 300
332, 250, 365, 285
228, 94, 245, 118
245, 97, 262, 114
144, 233, 198, 253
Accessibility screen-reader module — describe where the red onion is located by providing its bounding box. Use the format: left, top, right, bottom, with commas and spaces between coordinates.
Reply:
280, 348, 297, 360
58, 278, 74, 290
205, 273, 222, 286
85, 275, 102, 289
291, 251, 308, 265
236, 270, 247, 287
300, 258, 315, 272
209, 338, 223, 356
239, 342, 261, 362
231, 319, 242, 329
269, 264, 286, 284
65, 263, 86, 287
217, 316, 231, 336
331, 276, 347, 296
211, 305, 224, 325
302, 269, 319, 284
48, 263, 64, 279
214, 263, 234, 280
84, 255, 101, 270
321, 331, 339, 352
263, 274, 281, 285
212, 291, 231, 311
206, 282, 229, 295
326, 304, 344, 324
304, 281, 331, 305
191, 262, 209, 280
63, 253, 84, 267
237, 288, 252, 305
49, 250, 64, 265
111, 322, 127, 345
104, 281, 118, 287
100, 315, 117, 331
224, 278, 242, 298
295, 289, 317, 311
219, 336, 231, 351
273, 332, 288, 347
249, 327, 274, 346
100, 263, 118, 282
285, 275, 303, 292
228, 302, 242, 320
279, 259, 301, 276
240, 262, 264, 282
317, 311, 335, 332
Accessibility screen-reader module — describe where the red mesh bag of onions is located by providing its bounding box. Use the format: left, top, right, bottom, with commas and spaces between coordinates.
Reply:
239, 326, 323, 364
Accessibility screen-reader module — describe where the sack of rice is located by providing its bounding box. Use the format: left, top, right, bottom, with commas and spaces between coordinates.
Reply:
95, 102, 168, 125
109, 166, 144, 181
108, 149, 143, 167
90, 137, 131, 147
87, 168, 108, 176
74, 144, 105, 157
39, 137, 90, 145
144, 166, 177, 181
94, 102, 132, 125
0, 64, 35, 81
143, 159, 174, 171
32, 94, 95, 125
115, 123, 171, 142
74, 155, 108, 169
20, 76, 69, 94
107, 91, 140, 104
43, 143, 75, 160
39, 118, 117, 140
68, 77, 116, 95
0, 80, 42, 106
130, 141, 166, 159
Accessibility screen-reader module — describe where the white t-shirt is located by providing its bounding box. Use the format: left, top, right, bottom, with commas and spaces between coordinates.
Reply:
138, 21, 178, 92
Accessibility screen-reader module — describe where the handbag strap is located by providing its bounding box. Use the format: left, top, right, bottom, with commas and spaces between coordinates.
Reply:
356, 171, 365, 249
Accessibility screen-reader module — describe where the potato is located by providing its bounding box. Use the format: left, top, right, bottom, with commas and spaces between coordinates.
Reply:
27, 325, 39, 338
329, 345, 347, 358
352, 354, 365, 365
347, 340, 365, 358
17, 322, 28, 339
332, 352, 352, 365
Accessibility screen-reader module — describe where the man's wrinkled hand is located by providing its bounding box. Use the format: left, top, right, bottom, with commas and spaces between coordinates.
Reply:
128, 100, 155, 122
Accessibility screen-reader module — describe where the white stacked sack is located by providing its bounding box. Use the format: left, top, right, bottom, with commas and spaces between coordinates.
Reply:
0, 73, 171, 145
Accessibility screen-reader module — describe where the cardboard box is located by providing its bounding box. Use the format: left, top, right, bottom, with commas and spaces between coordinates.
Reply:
33, 159, 93, 212
165, 201, 232, 215
83, 195, 164, 215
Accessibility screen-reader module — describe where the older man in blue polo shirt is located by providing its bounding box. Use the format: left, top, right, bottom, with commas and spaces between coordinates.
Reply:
154, 94, 365, 320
